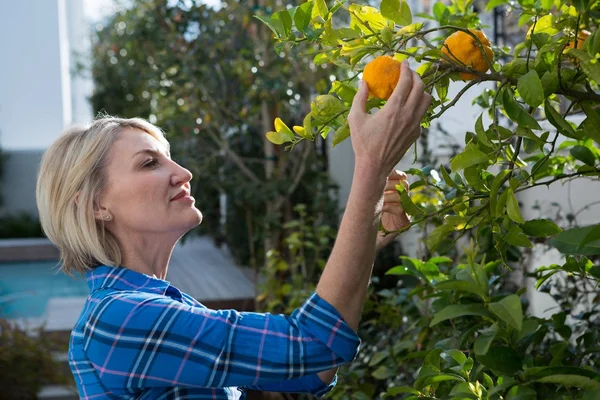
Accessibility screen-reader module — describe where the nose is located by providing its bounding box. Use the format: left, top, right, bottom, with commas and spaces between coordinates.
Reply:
171, 160, 193, 186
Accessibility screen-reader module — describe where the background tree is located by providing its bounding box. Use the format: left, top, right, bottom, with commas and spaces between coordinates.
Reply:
259, 0, 600, 398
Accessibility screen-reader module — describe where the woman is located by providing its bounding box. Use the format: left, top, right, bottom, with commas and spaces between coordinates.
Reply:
36, 61, 431, 399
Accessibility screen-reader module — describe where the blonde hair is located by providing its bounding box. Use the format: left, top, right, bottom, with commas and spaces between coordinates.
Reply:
36, 116, 170, 275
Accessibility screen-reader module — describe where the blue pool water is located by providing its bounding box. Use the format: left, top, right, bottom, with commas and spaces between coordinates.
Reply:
0, 261, 89, 319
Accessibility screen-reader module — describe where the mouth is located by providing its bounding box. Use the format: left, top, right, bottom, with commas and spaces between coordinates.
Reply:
171, 190, 190, 201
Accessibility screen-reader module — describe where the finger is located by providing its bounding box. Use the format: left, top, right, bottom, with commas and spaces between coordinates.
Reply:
417, 92, 433, 117
383, 192, 402, 203
387, 61, 413, 107
385, 178, 409, 192
387, 169, 408, 181
405, 70, 426, 108
349, 80, 369, 122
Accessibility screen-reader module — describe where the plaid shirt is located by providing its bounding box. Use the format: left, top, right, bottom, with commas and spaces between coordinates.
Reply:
69, 266, 361, 399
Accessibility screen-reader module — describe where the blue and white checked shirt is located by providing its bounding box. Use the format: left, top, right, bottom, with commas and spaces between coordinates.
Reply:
69, 266, 361, 399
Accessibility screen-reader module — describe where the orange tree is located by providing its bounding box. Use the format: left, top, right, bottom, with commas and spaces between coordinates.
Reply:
258, 0, 600, 398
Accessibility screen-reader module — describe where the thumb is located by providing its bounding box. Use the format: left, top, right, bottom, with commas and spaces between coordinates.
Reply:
349, 80, 369, 120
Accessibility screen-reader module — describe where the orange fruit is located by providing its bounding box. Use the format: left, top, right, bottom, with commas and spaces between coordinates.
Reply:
441, 29, 494, 80
566, 29, 590, 50
362, 55, 402, 100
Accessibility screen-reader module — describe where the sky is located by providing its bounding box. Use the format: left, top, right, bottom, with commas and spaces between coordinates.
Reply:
83, 0, 222, 22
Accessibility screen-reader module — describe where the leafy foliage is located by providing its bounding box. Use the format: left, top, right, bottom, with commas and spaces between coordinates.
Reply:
0, 318, 69, 399
259, 0, 600, 398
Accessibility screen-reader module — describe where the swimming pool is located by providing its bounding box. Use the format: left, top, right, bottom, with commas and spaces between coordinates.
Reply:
0, 260, 89, 319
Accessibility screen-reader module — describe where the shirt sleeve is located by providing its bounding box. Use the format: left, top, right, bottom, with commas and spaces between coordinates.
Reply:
242, 373, 338, 397
83, 291, 360, 390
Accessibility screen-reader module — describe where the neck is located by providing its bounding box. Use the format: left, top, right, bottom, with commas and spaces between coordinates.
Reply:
115, 232, 180, 280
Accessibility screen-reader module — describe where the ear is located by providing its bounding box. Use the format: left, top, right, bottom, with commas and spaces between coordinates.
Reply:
92, 199, 112, 222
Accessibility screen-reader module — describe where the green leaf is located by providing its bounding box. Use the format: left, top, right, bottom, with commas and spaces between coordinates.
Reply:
489, 294, 523, 331
502, 88, 541, 130
427, 224, 455, 252
310, 94, 346, 123
450, 143, 490, 171
293, 1, 314, 33
312, 0, 328, 19
435, 279, 485, 299
272, 10, 292, 38
432, 2, 448, 21
571, 145, 596, 166
476, 346, 522, 375
380, 0, 412, 26
527, 367, 600, 390
254, 15, 283, 39
566, 48, 600, 84
474, 330, 496, 355
506, 188, 524, 224
369, 350, 389, 367
551, 224, 600, 255
440, 165, 460, 188
384, 387, 420, 398
545, 100, 578, 139
398, 185, 425, 217
430, 304, 493, 327
522, 219, 561, 237
486, 0, 508, 11
505, 386, 537, 400
581, 102, 600, 145
332, 123, 350, 147
517, 70, 544, 108
490, 170, 510, 217
372, 365, 395, 380
503, 224, 533, 248
265, 130, 294, 145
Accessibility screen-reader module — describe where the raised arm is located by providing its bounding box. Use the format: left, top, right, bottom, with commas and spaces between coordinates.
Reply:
314, 62, 431, 382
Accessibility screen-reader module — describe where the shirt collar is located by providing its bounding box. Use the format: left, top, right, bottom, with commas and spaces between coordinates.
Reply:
86, 265, 172, 296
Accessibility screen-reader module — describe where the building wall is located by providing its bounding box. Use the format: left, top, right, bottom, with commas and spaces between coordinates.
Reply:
0, 0, 92, 216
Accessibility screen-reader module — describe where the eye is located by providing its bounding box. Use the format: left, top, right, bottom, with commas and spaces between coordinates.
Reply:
143, 158, 159, 169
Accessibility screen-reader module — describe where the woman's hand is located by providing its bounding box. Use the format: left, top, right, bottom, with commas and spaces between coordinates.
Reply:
376, 170, 410, 252
348, 61, 432, 181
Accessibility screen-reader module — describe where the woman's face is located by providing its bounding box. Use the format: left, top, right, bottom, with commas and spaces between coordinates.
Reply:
98, 129, 202, 240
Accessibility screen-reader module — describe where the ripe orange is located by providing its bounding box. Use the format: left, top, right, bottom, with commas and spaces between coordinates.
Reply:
362, 55, 402, 100
566, 29, 590, 50
441, 29, 494, 80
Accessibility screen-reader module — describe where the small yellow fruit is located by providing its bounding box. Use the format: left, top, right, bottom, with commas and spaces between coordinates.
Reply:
441, 29, 494, 80
362, 55, 402, 100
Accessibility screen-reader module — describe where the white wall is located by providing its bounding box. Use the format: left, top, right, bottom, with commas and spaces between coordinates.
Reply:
0, 0, 92, 152
0, 0, 92, 216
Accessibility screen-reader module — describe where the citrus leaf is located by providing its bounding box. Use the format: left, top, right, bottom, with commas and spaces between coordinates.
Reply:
522, 219, 562, 237
551, 224, 600, 255
435, 279, 485, 299
426, 224, 455, 252
580, 102, 600, 145
474, 330, 496, 355
566, 48, 600, 84
545, 100, 578, 139
517, 70, 544, 108
502, 87, 541, 130
430, 304, 493, 327
476, 346, 522, 375
450, 143, 490, 171
570, 145, 596, 166
381, 0, 412, 26
332, 123, 350, 147
489, 294, 523, 331
503, 224, 533, 248
506, 188, 524, 224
